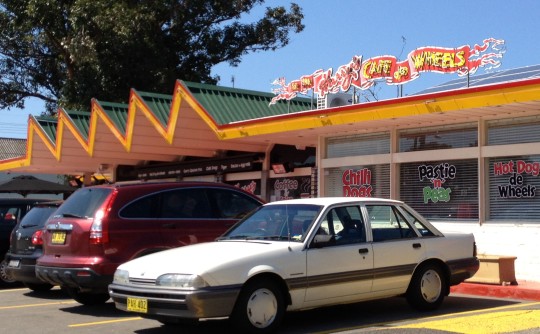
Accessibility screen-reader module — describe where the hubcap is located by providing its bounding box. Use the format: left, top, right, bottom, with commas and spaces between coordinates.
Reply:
0, 260, 16, 283
246, 288, 278, 328
420, 269, 442, 303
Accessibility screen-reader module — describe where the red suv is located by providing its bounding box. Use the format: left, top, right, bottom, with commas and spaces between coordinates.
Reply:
36, 181, 263, 305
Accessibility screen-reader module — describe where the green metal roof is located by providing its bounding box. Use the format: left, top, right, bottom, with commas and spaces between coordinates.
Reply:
32, 82, 314, 143
136, 91, 173, 127
94, 101, 129, 135
181, 81, 314, 125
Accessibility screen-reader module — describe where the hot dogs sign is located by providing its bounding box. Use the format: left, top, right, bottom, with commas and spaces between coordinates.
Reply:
270, 38, 505, 104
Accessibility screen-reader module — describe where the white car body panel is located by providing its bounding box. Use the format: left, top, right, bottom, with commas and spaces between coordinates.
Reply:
109, 197, 479, 330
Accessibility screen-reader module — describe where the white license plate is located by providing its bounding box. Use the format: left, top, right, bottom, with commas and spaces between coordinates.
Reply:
8, 259, 20, 268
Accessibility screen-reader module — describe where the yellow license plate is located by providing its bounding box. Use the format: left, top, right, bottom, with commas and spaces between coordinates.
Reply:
51, 231, 66, 244
127, 297, 148, 313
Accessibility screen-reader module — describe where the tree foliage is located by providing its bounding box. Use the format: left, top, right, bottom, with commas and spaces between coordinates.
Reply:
0, 0, 304, 112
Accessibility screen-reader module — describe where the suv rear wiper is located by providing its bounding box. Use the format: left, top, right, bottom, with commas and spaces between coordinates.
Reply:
59, 212, 86, 218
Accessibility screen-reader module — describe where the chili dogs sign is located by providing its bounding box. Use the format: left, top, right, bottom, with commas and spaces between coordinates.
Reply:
270, 38, 505, 104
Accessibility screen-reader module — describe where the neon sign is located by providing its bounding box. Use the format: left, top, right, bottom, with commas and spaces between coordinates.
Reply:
270, 38, 505, 105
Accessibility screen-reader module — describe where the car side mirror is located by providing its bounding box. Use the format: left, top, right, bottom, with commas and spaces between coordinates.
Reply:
310, 234, 334, 248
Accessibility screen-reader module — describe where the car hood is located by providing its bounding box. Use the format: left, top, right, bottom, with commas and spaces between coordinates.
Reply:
118, 240, 305, 285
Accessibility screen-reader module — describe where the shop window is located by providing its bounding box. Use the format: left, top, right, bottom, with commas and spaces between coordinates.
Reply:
400, 160, 478, 220
487, 117, 540, 145
325, 165, 390, 198
326, 132, 390, 158
399, 124, 477, 152
488, 156, 540, 221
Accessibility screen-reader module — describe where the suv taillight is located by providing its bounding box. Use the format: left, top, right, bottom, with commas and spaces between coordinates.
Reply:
89, 189, 118, 245
32, 230, 44, 246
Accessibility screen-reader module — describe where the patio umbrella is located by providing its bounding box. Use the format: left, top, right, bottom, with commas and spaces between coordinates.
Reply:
0, 175, 76, 197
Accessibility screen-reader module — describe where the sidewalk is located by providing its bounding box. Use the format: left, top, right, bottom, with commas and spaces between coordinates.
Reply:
450, 281, 540, 301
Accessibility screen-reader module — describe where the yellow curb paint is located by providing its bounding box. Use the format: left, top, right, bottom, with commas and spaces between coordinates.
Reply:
401, 310, 540, 333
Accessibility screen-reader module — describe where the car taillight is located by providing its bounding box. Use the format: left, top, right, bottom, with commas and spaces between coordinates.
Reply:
89, 190, 117, 245
32, 230, 44, 246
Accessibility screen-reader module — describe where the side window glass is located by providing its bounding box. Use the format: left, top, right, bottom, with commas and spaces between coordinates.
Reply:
400, 206, 435, 236
367, 205, 416, 242
121, 194, 159, 218
211, 189, 261, 219
161, 188, 212, 219
324, 206, 365, 245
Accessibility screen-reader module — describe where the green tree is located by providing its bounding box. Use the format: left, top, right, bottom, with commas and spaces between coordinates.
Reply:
0, 0, 304, 112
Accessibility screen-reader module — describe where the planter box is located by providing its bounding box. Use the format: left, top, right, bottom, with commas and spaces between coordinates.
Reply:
466, 255, 517, 285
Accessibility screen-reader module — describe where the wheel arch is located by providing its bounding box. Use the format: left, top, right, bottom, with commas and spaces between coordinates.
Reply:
411, 258, 451, 295
241, 272, 292, 306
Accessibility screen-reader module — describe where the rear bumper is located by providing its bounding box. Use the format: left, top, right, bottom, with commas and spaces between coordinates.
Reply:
5, 253, 43, 284
35, 265, 112, 292
447, 257, 480, 286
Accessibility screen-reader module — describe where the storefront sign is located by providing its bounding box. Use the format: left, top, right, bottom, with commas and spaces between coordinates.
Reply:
342, 168, 373, 197
270, 38, 505, 104
493, 160, 538, 198
271, 176, 311, 200
136, 155, 261, 179
225, 180, 260, 195
418, 163, 455, 203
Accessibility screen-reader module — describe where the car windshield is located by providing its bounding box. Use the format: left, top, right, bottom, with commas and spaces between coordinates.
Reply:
219, 203, 323, 242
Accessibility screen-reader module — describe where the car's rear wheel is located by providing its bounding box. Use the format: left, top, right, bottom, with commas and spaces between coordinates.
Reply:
0, 259, 18, 286
63, 286, 110, 305
24, 282, 54, 292
230, 278, 285, 333
406, 263, 446, 311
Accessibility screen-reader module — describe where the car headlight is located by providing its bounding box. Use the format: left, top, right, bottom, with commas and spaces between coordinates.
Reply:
156, 274, 209, 289
113, 269, 129, 284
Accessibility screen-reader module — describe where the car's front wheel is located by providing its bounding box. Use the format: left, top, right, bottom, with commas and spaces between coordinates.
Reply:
406, 263, 446, 311
230, 278, 285, 333
63, 286, 110, 305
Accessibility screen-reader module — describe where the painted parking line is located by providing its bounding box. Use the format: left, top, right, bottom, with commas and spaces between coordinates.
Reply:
0, 300, 77, 310
68, 317, 143, 327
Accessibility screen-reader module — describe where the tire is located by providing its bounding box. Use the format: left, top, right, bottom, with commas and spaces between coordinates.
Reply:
24, 282, 54, 292
230, 278, 285, 334
64, 286, 110, 305
406, 264, 446, 311
0, 259, 18, 286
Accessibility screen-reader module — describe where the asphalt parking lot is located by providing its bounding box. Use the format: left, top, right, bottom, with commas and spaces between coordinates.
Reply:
2, 285, 539, 333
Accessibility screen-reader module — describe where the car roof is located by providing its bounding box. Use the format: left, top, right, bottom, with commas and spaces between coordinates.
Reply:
264, 197, 404, 206
0, 198, 54, 205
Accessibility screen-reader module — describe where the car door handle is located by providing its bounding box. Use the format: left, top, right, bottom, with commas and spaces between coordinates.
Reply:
358, 248, 369, 254
412, 243, 421, 248
163, 223, 177, 229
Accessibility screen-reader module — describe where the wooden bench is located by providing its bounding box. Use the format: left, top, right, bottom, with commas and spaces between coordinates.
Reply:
466, 255, 518, 285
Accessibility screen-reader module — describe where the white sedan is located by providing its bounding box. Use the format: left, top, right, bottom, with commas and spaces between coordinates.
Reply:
109, 197, 479, 333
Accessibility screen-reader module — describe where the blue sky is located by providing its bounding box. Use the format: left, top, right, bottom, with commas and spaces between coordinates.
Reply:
2, 0, 540, 138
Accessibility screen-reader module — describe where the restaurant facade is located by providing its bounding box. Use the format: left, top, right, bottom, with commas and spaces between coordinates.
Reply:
2, 39, 540, 282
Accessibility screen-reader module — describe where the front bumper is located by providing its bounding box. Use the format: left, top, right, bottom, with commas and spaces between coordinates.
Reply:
109, 282, 242, 320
